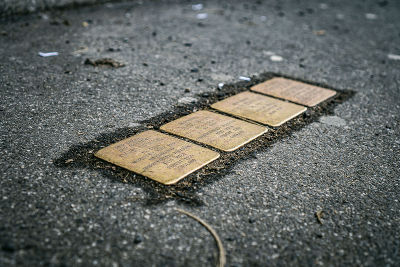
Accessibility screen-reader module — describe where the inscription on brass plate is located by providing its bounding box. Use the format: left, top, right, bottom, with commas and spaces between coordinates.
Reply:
94, 130, 220, 185
160, 110, 268, 151
210, 91, 306, 127
251, 77, 336, 107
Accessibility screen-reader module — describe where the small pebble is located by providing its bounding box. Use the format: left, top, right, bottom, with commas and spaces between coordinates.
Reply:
192, 4, 203, 11
336, 13, 345, 20
263, 50, 275, 56
40, 14, 49, 20
178, 97, 198, 104
319, 3, 328, 10
313, 30, 326, 36
365, 13, 377, 20
196, 13, 208, 20
134, 234, 143, 244
271, 253, 280, 259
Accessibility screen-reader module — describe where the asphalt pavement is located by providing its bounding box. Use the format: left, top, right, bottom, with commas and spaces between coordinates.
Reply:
0, 0, 399, 266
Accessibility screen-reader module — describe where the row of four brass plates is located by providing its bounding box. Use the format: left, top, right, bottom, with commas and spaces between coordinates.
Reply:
95, 78, 336, 185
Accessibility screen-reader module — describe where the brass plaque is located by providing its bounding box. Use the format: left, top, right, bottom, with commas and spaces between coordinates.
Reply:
160, 110, 268, 152
251, 77, 336, 107
210, 91, 306, 127
94, 130, 220, 185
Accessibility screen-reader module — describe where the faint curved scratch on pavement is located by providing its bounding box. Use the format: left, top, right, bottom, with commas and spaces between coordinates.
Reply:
176, 208, 226, 267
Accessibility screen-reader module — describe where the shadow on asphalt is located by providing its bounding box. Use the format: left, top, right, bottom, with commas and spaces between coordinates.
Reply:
54, 72, 355, 207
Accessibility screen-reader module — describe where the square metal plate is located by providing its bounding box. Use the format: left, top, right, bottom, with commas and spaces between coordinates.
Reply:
210, 91, 306, 127
160, 110, 268, 151
251, 77, 336, 107
94, 130, 220, 185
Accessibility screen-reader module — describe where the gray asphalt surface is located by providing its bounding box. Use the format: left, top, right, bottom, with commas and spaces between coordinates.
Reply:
1, 0, 400, 266
0, 0, 112, 16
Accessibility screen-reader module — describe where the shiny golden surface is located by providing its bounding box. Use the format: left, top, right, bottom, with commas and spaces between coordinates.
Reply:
210, 91, 306, 127
160, 110, 268, 151
94, 130, 220, 185
251, 77, 336, 107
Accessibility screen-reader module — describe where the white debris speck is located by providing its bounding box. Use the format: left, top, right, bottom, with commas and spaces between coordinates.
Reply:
192, 4, 203, 11
319, 3, 328, 10
271, 253, 280, 259
270, 55, 283, 62
260, 16, 267, 21
263, 50, 275, 56
211, 73, 233, 82
239, 76, 251, 81
336, 13, 344, 20
178, 97, 198, 104
365, 13, 377, 20
387, 54, 400, 60
38, 52, 59, 57
196, 13, 208, 19
40, 14, 49, 20
218, 83, 224, 89
320, 116, 347, 127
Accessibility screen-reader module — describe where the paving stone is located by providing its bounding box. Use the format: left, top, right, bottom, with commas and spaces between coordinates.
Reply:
251, 77, 336, 107
160, 110, 268, 151
95, 130, 220, 185
210, 91, 306, 127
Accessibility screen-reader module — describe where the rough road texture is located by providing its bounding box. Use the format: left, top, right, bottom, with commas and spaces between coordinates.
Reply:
1, 0, 399, 266
0, 0, 112, 16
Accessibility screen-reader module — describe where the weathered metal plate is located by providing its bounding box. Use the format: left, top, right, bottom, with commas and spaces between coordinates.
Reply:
251, 77, 336, 107
94, 130, 220, 185
160, 110, 268, 152
210, 91, 306, 127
